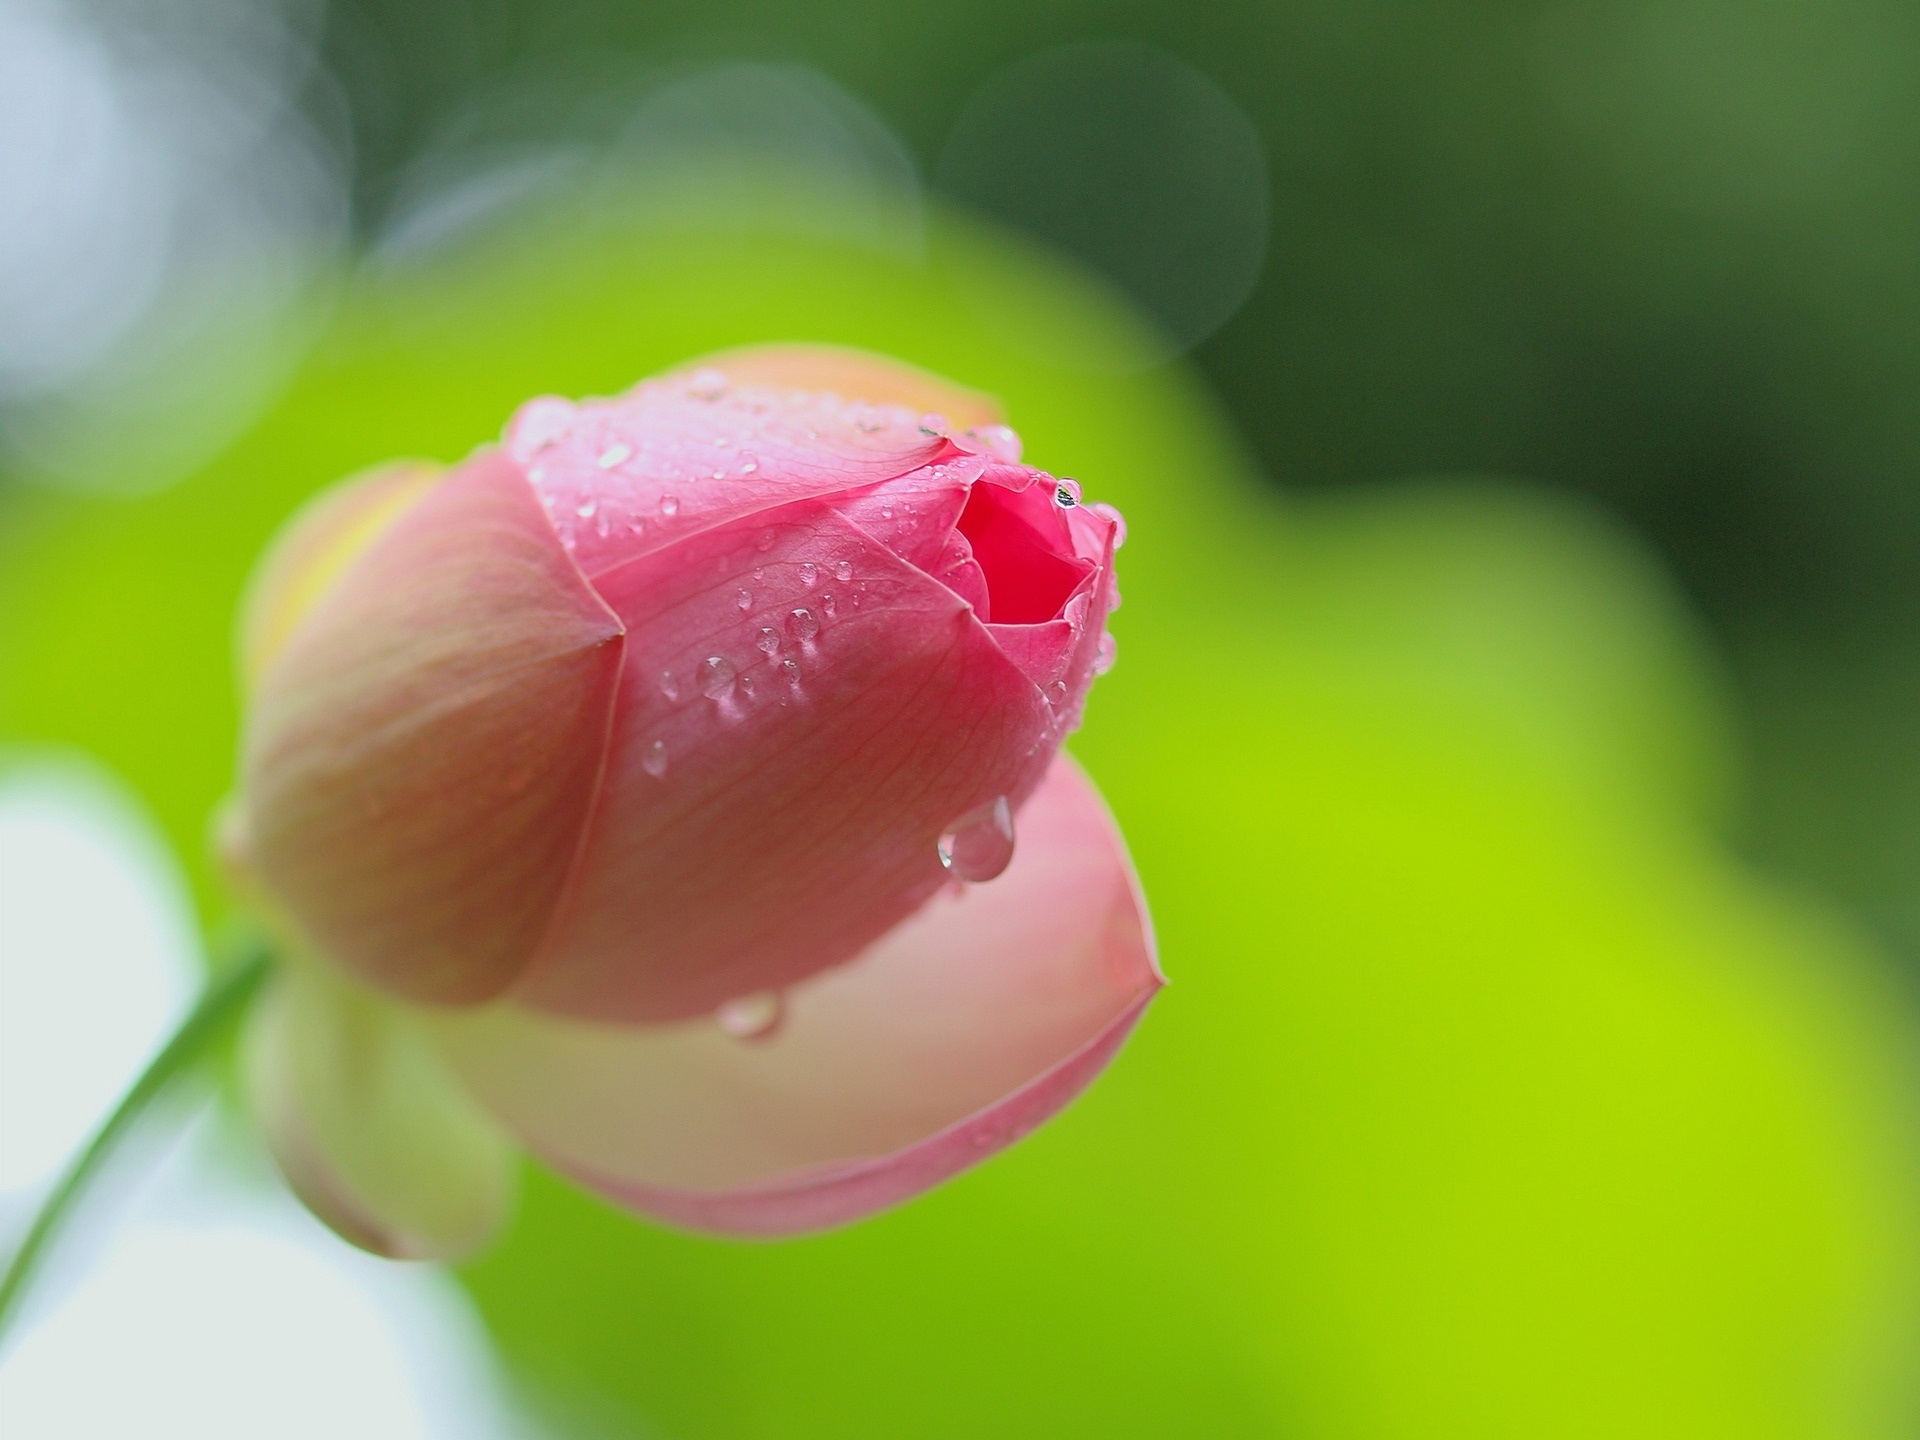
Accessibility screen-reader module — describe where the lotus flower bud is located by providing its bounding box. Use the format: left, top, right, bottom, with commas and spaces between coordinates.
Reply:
229, 346, 1158, 1249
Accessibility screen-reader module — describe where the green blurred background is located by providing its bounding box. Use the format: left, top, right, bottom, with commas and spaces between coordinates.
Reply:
5, 1, 1920, 1435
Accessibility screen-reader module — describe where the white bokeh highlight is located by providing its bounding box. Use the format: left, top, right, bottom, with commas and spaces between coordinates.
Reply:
0, 756, 533, 1440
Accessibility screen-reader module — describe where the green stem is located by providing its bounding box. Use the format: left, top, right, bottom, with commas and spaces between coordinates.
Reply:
0, 938, 274, 1345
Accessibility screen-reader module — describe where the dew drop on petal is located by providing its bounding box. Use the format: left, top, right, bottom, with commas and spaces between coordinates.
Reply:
880, 506, 894, 521
597, 443, 632, 469
699, 655, 735, 697
641, 740, 669, 778
740, 673, 758, 700
715, 990, 784, 1041
740, 454, 759, 475
798, 562, 818, 589
821, 593, 837, 620
736, 588, 753, 612
686, 368, 729, 401
756, 626, 781, 656
756, 530, 776, 552
1054, 479, 1082, 508
833, 559, 853, 582
1045, 679, 1070, 711
1095, 631, 1119, 674
660, 495, 680, 518
1092, 502, 1127, 547
918, 412, 949, 436
786, 608, 820, 643
781, 657, 801, 685
938, 796, 1016, 883
658, 670, 680, 701
575, 499, 597, 519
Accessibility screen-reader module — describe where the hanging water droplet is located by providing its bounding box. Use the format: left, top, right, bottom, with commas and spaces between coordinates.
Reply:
641, 740, 669, 778
736, 588, 753, 612
938, 796, 1016, 883
833, 559, 853, 582
715, 990, 784, 1041
1054, 479, 1081, 508
798, 562, 818, 589
1095, 632, 1118, 674
660, 495, 680, 518
918, 412, 949, 436
756, 627, 781, 656
1045, 680, 1070, 712
597, 443, 632, 469
686, 368, 729, 401
658, 670, 680, 701
699, 655, 735, 697
575, 499, 598, 519
821, 593, 837, 620
786, 608, 820, 643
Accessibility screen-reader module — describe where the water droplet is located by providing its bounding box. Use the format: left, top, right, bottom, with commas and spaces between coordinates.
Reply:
781, 657, 801, 684
642, 740, 669, 778
711, 468, 728, 480
594, 512, 611, 538
575, 499, 598, 519
735, 588, 753, 612
786, 608, 820, 643
658, 670, 680, 701
756, 530, 775, 553
597, 443, 632, 469
528, 465, 547, 485
686, 368, 728, 401
880, 506, 894, 520
1045, 680, 1070, 711
833, 560, 853, 582
1054, 480, 1081, 507
699, 655, 735, 697
715, 990, 784, 1041
740, 673, 758, 700
660, 495, 680, 518
918, 412, 949, 436
798, 562, 818, 589
1095, 632, 1118, 674
1091, 502, 1127, 547
821, 593, 837, 620
938, 796, 1016, 882
740, 454, 759, 475
756, 627, 781, 656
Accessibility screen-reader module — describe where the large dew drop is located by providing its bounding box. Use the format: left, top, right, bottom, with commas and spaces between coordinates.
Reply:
938, 796, 1016, 882
715, 990, 785, 1041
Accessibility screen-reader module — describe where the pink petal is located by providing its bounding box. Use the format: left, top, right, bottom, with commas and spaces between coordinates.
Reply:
511, 499, 1056, 1022
236, 459, 441, 689
510, 375, 956, 580
667, 343, 1007, 431
237, 450, 626, 1006
426, 755, 1160, 1237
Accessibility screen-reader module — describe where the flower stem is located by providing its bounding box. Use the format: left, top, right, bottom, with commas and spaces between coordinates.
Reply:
0, 937, 274, 1345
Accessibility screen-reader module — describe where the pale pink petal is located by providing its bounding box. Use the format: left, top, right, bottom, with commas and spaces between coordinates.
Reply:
668, 343, 1006, 431
427, 755, 1160, 1236
238, 450, 626, 1005
245, 961, 518, 1261
236, 460, 441, 690
512, 500, 1056, 1022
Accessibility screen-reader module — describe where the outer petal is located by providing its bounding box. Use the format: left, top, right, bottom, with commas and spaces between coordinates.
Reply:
509, 373, 957, 580
514, 498, 1055, 1022
670, 343, 1005, 431
237, 450, 626, 1006
244, 959, 518, 1260
426, 755, 1160, 1237
236, 459, 441, 690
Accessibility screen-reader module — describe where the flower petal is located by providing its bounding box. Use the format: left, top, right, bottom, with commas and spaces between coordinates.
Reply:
513, 499, 1055, 1022
670, 343, 1005, 431
236, 460, 441, 691
425, 755, 1160, 1237
244, 960, 518, 1260
238, 450, 626, 1005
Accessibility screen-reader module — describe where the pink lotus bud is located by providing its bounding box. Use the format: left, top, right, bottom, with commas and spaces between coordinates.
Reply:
230, 346, 1156, 1248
